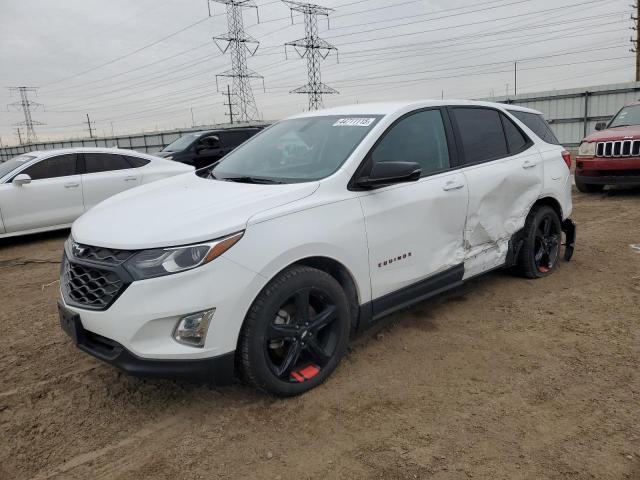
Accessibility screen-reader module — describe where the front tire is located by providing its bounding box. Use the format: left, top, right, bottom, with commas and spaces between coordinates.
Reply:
237, 266, 351, 396
515, 205, 562, 279
575, 178, 604, 193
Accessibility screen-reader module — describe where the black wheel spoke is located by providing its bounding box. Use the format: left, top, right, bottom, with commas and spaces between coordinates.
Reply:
268, 323, 298, 340
309, 304, 337, 332
294, 288, 311, 325
275, 340, 302, 377
542, 217, 551, 235
306, 338, 331, 366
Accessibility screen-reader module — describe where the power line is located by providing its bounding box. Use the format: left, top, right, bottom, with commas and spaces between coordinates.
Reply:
284, 1, 338, 110
7, 87, 45, 144
210, 0, 263, 122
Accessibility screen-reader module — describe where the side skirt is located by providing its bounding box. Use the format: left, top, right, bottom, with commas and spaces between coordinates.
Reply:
358, 264, 465, 330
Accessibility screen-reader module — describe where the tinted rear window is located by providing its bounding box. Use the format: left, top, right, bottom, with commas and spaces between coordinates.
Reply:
509, 110, 560, 145
84, 153, 133, 174
124, 155, 150, 167
452, 107, 508, 164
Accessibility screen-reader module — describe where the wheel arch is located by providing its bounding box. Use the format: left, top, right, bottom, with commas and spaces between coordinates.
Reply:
531, 195, 563, 220
286, 256, 361, 331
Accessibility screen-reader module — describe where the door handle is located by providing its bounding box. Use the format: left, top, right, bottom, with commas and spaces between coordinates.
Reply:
443, 181, 464, 191
522, 160, 537, 169
124, 177, 138, 182
64, 183, 80, 188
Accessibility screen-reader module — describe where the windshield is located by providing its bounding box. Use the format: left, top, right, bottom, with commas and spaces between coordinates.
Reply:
162, 133, 202, 152
212, 116, 381, 183
0, 155, 36, 179
609, 105, 640, 128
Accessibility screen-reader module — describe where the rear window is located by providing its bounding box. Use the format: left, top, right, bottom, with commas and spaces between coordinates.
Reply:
509, 110, 560, 145
124, 155, 151, 167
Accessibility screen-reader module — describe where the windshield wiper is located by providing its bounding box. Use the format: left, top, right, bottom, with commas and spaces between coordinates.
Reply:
221, 176, 285, 185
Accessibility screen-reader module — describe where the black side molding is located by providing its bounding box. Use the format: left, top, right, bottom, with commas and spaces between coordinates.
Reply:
358, 264, 464, 329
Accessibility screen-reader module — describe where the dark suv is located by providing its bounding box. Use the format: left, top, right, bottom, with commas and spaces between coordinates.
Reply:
155, 127, 264, 169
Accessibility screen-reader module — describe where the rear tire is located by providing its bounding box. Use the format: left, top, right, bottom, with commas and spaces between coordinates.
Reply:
515, 205, 562, 279
237, 266, 351, 396
575, 179, 604, 193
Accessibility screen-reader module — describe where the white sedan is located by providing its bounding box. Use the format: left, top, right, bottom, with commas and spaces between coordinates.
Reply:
0, 147, 193, 239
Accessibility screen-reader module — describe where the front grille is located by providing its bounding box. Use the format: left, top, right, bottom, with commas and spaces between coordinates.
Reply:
72, 244, 133, 265
596, 140, 640, 157
61, 255, 127, 310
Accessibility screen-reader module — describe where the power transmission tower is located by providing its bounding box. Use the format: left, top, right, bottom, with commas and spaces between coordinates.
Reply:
283, 1, 338, 111
223, 84, 236, 124
14, 127, 23, 145
632, 2, 640, 81
86, 114, 94, 139
7, 87, 44, 144
209, 0, 263, 123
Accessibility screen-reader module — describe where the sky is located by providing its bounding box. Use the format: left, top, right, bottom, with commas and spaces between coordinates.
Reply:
0, 0, 635, 146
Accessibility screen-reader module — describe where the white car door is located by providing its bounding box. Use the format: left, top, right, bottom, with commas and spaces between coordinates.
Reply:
448, 107, 544, 278
357, 108, 468, 317
0, 154, 84, 233
80, 153, 142, 210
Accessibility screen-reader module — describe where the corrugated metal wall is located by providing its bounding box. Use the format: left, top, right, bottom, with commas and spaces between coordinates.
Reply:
488, 81, 640, 146
0, 123, 268, 162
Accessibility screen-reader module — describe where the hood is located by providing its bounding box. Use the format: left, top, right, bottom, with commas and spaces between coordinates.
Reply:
72, 173, 319, 249
584, 124, 640, 142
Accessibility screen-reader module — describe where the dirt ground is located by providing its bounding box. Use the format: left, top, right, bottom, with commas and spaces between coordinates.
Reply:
0, 187, 639, 480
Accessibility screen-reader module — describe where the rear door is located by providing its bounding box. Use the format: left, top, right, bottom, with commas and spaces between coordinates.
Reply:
0, 154, 83, 232
80, 153, 142, 210
449, 106, 543, 278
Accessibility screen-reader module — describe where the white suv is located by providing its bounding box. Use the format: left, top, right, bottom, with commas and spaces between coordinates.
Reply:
58, 100, 576, 396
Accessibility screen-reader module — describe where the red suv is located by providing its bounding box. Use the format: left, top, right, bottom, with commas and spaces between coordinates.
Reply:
575, 101, 640, 192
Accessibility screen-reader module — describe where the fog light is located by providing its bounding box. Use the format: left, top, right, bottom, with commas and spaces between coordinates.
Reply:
173, 309, 215, 348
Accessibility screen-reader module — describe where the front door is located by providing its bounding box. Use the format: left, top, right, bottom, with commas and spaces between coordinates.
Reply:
0, 154, 84, 232
357, 108, 469, 314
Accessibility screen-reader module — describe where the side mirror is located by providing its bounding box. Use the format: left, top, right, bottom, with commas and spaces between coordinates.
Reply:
13, 174, 31, 186
356, 161, 421, 189
595, 122, 607, 131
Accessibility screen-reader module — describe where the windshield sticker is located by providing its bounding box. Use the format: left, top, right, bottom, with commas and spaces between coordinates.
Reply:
333, 118, 376, 127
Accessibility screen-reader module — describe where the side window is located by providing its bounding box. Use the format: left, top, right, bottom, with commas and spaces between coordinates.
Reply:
453, 108, 508, 164
221, 131, 249, 147
124, 155, 150, 167
370, 109, 450, 176
501, 114, 529, 154
508, 110, 560, 145
198, 135, 220, 149
23, 154, 77, 180
84, 153, 133, 174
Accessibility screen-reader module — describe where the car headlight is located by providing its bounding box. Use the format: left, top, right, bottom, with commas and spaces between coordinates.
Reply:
577, 141, 595, 156
164, 155, 174, 161
124, 231, 244, 280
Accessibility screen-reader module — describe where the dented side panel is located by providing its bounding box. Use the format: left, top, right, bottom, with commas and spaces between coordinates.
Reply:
461, 148, 544, 278
359, 171, 468, 300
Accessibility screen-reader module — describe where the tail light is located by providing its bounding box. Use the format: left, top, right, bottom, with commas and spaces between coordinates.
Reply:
561, 150, 572, 170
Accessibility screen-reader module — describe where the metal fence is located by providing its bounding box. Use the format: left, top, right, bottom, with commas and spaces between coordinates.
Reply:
0, 122, 269, 162
488, 81, 640, 147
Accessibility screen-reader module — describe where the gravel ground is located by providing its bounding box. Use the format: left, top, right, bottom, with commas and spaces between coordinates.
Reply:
0, 188, 639, 480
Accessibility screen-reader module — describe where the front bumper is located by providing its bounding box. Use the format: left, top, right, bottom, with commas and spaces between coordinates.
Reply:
575, 173, 640, 186
575, 156, 640, 185
59, 301, 235, 382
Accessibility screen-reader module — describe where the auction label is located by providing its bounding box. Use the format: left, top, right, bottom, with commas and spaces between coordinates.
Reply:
333, 118, 376, 127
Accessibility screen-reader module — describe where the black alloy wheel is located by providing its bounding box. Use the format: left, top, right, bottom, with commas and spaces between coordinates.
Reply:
238, 266, 350, 396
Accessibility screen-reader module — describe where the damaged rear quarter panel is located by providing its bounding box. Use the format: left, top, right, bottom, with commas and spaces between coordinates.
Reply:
461, 147, 544, 276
